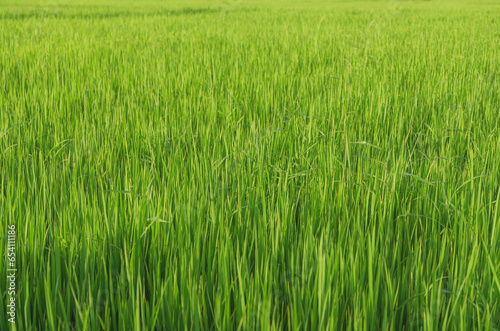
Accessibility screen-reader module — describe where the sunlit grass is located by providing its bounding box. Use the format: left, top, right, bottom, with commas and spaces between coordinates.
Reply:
1, 0, 499, 329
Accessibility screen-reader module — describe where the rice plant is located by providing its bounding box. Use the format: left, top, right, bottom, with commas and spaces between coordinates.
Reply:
1, 0, 499, 329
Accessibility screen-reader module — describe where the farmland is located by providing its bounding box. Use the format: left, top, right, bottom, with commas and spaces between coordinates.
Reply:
1, 0, 499, 329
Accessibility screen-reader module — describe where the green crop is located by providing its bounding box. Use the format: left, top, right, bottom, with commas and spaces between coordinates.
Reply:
1, 0, 499, 330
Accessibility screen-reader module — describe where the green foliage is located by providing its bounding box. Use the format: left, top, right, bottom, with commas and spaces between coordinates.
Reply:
1, 0, 499, 329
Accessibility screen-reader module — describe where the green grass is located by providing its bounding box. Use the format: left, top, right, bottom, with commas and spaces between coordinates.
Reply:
1, 0, 499, 329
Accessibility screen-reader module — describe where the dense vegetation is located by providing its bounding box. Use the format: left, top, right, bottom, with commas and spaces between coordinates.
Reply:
1, 0, 499, 329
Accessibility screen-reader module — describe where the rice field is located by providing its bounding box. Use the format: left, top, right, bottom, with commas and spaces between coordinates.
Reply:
1, 0, 499, 329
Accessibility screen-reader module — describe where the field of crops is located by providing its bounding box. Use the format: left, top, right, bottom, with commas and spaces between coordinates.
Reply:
1, 0, 499, 329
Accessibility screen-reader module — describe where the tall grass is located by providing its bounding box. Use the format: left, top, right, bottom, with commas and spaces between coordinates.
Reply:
1, 0, 499, 329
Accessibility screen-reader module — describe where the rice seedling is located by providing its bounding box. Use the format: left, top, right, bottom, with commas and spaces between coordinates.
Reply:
1, 0, 499, 329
